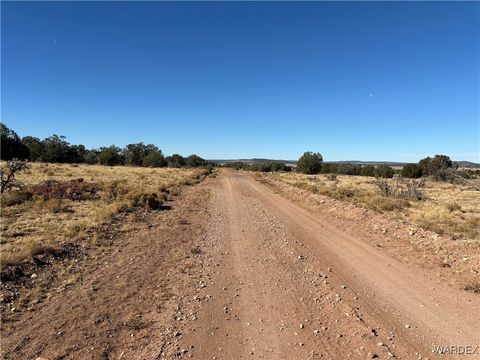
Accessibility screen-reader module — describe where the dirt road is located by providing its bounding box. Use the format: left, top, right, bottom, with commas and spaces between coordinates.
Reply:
181, 171, 480, 359
2, 170, 479, 359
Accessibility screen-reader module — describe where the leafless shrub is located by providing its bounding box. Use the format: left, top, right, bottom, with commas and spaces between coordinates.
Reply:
374, 178, 424, 200
1, 159, 29, 194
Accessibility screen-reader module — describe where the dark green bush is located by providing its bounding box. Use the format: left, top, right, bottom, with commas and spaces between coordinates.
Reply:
166, 154, 186, 168
360, 165, 376, 177
98, 146, 125, 166
337, 163, 361, 175
143, 150, 167, 167
401, 163, 423, 178
375, 164, 394, 178
320, 163, 337, 174
297, 152, 323, 174
419, 155, 454, 176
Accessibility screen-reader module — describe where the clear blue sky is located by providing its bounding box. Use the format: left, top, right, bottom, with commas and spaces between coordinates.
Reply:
2, 1, 479, 162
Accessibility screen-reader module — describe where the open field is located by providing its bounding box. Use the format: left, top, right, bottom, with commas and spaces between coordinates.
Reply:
2, 169, 479, 360
256, 172, 480, 243
1, 163, 210, 269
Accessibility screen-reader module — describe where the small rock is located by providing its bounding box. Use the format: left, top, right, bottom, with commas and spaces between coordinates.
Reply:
31, 274, 38, 279
299, 324, 304, 329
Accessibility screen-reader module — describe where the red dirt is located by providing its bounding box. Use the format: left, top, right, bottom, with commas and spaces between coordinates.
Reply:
1, 170, 479, 360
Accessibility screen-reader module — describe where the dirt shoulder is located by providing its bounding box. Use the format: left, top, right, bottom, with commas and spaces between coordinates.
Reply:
1, 179, 213, 360
255, 173, 480, 292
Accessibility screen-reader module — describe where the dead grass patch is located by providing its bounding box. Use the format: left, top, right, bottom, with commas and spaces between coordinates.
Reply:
1, 163, 209, 270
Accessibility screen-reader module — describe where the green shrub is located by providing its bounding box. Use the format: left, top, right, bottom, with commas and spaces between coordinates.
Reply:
337, 163, 361, 175
143, 151, 167, 167
166, 154, 186, 168
297, 152, 323, 174
98, 146, 125, 166
320, 163, 337, 174
419, 155, 454, 176
360, 165, 376, 177
401, 163, 422, 178
375, 164, 394, 178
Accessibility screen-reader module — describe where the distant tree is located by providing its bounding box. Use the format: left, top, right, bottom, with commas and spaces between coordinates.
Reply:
124, 143, 147, 166
166, 154, 186, 168
224, 161, 247, 170
143, 149, 167, 167
186, 154, 208, 167
375, 164, 394, 178
69, 144, 87, 163
320, 163, 337, 174
401, 163, 423, 178
337, 163, 362, 176
360, 165, 376, 177
297, 152, 323, 174
1, 123, 30, 160
84, 150, 99, 164
21, 136, 44, 162
42, 135, 73, 163
98, 146, 124, 166
270, 162, 291, 172
419, 155, 454, 176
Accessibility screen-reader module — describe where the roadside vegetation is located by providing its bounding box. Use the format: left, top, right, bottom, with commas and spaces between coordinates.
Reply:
249, 151, 480, 242
1, 162, 211, 270
259, 171, 480, 243
0, 122, 215, 273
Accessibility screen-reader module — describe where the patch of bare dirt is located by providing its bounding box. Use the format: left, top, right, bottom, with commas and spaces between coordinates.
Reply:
1, 180, 212, 360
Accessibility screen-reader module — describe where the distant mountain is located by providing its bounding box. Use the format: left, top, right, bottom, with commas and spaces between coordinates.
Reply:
210, 158, 480, 168
328, 160, 407, 167
454, 161, 480, 168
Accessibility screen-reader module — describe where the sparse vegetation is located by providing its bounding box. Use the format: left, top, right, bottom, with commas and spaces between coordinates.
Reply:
0, 163, 210, 270
259, 172, 480, 241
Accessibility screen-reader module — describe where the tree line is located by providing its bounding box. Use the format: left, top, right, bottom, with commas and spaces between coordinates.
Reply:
296, 151, 478, 180
223, 151, 477, 181
1, 123, 212, 168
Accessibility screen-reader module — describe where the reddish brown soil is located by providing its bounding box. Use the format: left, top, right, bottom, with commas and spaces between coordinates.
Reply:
1, 170, 479, 360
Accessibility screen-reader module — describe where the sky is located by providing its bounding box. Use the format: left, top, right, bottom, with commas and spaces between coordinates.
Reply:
1, 1, 479, 162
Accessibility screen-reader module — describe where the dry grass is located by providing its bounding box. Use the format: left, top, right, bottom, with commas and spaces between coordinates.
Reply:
1, 163, 209, 268
262, 173, 480, 242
